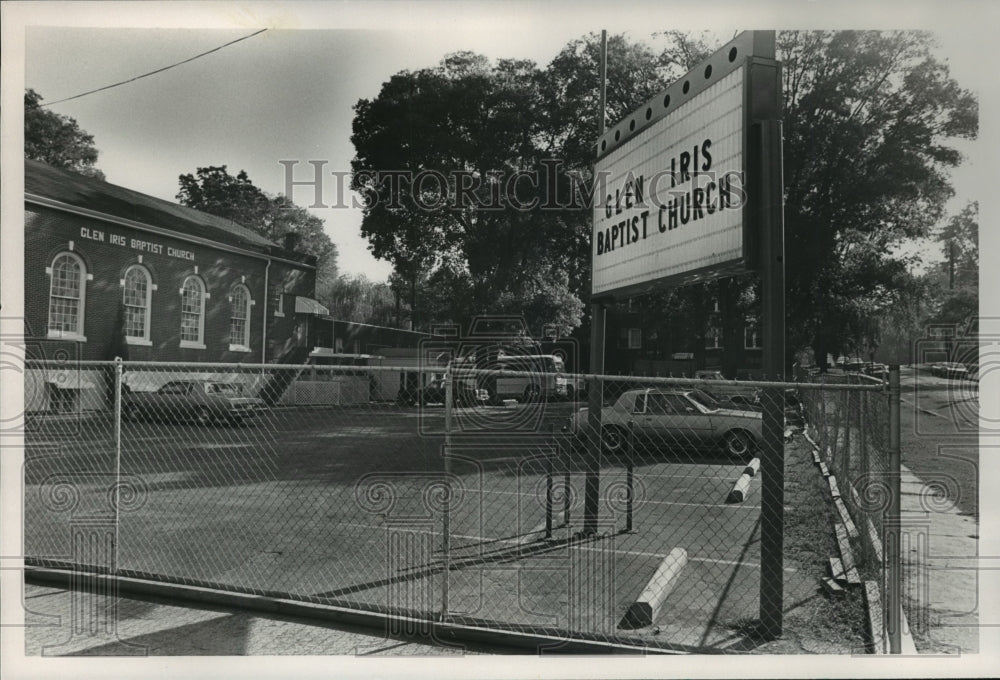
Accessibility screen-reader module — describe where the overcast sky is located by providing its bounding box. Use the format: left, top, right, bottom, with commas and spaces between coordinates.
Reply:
16, 2, 993, 281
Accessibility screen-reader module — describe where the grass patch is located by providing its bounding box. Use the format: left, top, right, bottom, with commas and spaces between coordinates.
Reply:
739, 435, 869, 653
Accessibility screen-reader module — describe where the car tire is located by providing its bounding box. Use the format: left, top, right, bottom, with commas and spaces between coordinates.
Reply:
723, 430, 753, 459
601, 426, 627, 453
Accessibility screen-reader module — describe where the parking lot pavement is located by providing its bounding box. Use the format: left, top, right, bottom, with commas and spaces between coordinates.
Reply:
22, 583, 491, 656
22, 399, 772, 651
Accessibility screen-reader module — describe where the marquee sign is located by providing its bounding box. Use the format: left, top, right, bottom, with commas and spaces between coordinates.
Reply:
592, 31, 780, 298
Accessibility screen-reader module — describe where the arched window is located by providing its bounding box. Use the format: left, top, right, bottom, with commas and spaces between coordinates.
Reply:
229, 284, 252, 351
48, 252, 87, 340
123, 265, 153, 344
180, 276, 206, 348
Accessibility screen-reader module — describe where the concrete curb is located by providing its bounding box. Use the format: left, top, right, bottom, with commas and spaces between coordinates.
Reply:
833, 522, 861, 585
619, 548, 688, 629
833, 495, 860, 540
726, 472, 753, 503
863, 581, 885, 654
803, 431, 894, 653
726, 457, 759, 503
862, 581, 919, 655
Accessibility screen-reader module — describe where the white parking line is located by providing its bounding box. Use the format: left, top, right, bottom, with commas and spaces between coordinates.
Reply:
463, 487, 758, 510
318, 517, 793, 573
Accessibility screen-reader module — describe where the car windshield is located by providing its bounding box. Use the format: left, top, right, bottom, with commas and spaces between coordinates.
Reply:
207, 383, 242, 394
686, 389, 720, 411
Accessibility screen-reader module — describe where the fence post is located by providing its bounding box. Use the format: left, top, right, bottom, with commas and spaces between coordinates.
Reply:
441, 370, 452, 620
113, 357, 123, 574
887, 365, 902, 653
584, 306, 607, 536
545, 425, 555, 539
842, 391, 851, 481
625, 420, 635, 533
564, 470, 572, 528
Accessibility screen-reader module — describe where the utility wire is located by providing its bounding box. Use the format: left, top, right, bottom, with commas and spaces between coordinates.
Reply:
42, 28, 268, 107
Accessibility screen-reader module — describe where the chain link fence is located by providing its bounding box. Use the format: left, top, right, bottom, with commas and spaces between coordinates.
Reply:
795, 367, 902, 651
22, 358, 901, 652
796, 371, 891, 571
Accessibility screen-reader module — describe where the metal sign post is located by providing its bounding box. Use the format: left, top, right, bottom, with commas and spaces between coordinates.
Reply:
583, 30, 609, 537
757, 118, 786, 639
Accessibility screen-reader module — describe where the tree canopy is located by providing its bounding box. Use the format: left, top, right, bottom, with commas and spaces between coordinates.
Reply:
778, 31, 977, 367
327, 273, 398, 327
24, 88, 105, 180
351, 30, 977, 359
176, 166, 339, 300
350, 40, 669, 335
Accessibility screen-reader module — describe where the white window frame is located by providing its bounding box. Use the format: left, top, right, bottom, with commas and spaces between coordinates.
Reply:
122, 264, 154, 346
229, 284, 253, 352
744, 321, 761, 350
273, 287, 285, 317
47, 251, 88, 341
627, 328, 642, 350
180, 275, 207, 349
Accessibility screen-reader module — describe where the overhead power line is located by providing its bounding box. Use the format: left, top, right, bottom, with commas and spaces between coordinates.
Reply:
42, 28, 268, 107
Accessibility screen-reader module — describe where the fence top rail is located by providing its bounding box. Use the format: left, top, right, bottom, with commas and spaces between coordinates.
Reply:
23, 359, 889, 390
555, 373, 886, 392
25, 359, 439, 374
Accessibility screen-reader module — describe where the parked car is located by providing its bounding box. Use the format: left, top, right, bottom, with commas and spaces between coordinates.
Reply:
563, 388, 762, 459
930, 362, 969, 379
692, 370, 760, 408
398, 378, 489, 407
122, 379, 266, 425
862, 362, 889, 379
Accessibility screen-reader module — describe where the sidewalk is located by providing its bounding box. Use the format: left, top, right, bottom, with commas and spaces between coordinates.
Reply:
899, 463, 980, 654
22, 583, 494, 656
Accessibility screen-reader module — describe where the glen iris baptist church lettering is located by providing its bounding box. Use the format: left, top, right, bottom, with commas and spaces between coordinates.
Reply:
592, 60, 751, 298
596, 138, 744, 256
79, 226, 196, 261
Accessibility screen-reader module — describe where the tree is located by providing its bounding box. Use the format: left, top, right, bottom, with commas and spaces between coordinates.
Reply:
779, 31, 977, 370
351, 41, 668, 336
922, 200, 978, 329
24, 89, 105, 179
937, 200, 978, 291
327, 274, 397, 327
352, 30, 976, 363
176, 166, 339, 303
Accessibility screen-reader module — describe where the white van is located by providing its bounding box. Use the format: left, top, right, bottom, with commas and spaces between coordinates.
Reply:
491, 354, 568, 402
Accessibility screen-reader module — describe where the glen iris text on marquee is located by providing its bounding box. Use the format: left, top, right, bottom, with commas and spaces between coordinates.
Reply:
591, 62, 747, 297
595, 138, 744, 256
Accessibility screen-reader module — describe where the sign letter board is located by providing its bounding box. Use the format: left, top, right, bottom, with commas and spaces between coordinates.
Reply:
592, 30, 780, 299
